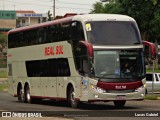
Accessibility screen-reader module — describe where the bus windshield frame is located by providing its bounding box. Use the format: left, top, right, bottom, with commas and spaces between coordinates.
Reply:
93, 49, 145, 81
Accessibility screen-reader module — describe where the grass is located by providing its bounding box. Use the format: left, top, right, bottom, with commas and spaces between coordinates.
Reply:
0, 71, 7, 78
0, 82, 8, 91
145, 94, 160, 100
146, 69, 160, 73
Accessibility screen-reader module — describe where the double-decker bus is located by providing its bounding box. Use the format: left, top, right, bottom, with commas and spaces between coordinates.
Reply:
8, 14, 156, 108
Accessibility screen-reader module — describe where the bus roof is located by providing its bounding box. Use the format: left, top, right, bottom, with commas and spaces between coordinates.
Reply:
73, 14, 135, 22
8, 16, 73, 34
8, 14, 135, 34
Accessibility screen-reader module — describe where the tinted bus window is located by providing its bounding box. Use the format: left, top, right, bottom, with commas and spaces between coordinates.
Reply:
26, 58, 71, 77
8, 22, 74, 48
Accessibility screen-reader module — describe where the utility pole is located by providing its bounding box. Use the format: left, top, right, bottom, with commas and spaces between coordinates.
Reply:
53, 0, 55, 19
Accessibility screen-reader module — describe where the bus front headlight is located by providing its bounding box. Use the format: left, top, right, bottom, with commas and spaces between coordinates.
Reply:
135, 85, 145, 92
90, 84, 106, 93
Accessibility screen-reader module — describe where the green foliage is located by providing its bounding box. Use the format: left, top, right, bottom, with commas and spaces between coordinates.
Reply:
91, 0, 160, 42
0, 82, 8, 91
145, 94, 160, 100
0, 71, 7, 78
47, 10, 52, 21
0, 32, 7, 45
91, 2, 104, 13
91, 0, 122, 14
146, 69, 160, 73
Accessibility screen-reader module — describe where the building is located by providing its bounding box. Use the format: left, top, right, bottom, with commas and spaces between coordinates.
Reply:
16, 10, 48, 27
0, 10, 48, 31
0, 10, 16, 31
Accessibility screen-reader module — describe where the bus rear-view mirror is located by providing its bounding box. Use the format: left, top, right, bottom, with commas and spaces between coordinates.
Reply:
143, 41, 156, 60
79, 41, 94, 59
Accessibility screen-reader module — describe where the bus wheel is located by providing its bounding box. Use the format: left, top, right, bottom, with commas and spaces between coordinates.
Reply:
113, 100, 126, 109
68, 87, 78, 108
145, 89, 148, 95
17, 86, 25, 102
25, 85, 32, 103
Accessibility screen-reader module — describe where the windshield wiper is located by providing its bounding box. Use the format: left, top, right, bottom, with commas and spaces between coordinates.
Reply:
98, 74, 115, 81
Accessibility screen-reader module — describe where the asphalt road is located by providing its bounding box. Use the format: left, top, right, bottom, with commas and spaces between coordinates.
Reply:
0, 91, 160, 120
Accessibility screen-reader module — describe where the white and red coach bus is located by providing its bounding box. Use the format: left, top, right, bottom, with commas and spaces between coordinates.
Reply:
7, 14, 156, 108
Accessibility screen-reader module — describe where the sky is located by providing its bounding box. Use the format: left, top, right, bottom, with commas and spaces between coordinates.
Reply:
0, 0, 100, 16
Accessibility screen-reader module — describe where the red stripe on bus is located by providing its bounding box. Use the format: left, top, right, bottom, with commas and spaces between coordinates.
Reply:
97, 81, 143, 90
8, 17, 73, 34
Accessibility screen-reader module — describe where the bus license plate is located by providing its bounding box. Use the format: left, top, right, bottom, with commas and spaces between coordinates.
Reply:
116, 95, 126, 100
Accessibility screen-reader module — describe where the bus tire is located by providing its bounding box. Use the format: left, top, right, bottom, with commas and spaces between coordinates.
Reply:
25, 85, 42, 103
17, 85, 25, 102
113, 100, 126, 109
25, 85, 32, 103
145, 89, 148, 95
68, 86, 78, 108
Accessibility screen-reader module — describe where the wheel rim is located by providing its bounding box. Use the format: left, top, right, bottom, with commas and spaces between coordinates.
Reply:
69, 87, 78, 108
71, 91, 75, 104
18, 87, 24, 102
20, 89, 24, 101
26, 86, 31, 103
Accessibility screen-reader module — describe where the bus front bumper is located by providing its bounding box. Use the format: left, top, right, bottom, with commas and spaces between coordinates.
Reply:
87, 87, 145, 102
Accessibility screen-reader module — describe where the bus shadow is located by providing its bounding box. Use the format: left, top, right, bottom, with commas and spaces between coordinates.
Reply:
35, 100, 139, 110
13, 99, 140, 110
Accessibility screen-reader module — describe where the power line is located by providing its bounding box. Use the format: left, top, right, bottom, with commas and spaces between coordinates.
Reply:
1, 0, 91, 10
1, 0, 92, 7
3, 0, 91, 9
32, 0, 92, 6
56, 1, 92, 6
56, 6, 90, 10
0, 0, 92, 16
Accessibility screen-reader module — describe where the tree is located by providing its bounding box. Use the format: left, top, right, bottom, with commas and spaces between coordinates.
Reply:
0, 32, 7, 68
91, 0, 160, 68
91, 0, 160, 42
47, 10, 52, 21
91, 0, 122, 14
0, 32, 7, 47
119, 0, 160, 41
91, 2, 104, 13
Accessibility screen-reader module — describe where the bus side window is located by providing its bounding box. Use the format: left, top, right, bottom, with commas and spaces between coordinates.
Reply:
74, 43, 90, 75
47, 26, 53, 42
31, 29, 38, 44
26, 58, 70, 77
23, 31, 30, 46
61, 22, 72, 41
57, 24, 62, 41
13, 33, 18, 47
71, 21, 85, 41
38, 29, 43, 44
16, 32, 23, 47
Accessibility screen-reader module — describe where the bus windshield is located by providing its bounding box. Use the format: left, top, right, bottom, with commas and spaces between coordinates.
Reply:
93, 50, 145, 80
86, 21, 141, 45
